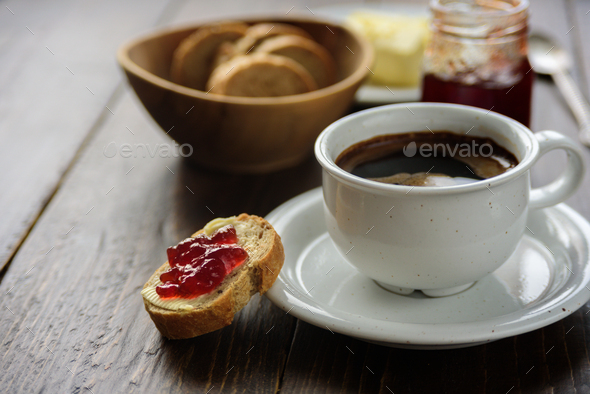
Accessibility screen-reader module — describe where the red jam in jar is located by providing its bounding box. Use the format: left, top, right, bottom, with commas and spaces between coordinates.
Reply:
156, 225, 248, 299
421, 0, 533, 127
422, 60, 533, 126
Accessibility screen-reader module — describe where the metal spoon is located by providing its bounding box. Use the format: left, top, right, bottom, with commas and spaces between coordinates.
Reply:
528, 33, 590, 147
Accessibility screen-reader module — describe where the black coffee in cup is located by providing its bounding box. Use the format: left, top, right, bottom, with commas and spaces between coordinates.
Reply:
335, 131, 518, 186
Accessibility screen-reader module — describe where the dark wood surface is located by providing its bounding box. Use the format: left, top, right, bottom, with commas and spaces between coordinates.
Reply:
1, 0, 590, 393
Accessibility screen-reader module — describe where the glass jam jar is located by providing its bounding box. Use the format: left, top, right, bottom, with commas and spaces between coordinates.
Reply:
421, 0, 533, 127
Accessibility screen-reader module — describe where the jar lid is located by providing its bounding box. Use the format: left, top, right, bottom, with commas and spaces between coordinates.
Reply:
430, 0, 529, 38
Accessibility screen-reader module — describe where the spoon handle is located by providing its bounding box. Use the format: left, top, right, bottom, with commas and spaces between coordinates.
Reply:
552, 69, 590, 147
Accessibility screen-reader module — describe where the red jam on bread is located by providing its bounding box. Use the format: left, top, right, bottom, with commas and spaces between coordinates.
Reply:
156, 225, 248, 299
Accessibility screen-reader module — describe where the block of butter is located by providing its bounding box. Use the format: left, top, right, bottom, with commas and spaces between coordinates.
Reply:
346, 11, 430, 87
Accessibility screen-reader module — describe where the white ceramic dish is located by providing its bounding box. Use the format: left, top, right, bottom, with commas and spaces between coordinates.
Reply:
314, 2, 428, 104
265, 188, 590, 349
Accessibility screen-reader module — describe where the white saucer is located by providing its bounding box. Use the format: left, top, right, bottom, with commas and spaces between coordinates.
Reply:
313, 2, 427, 105
265, 188, 590, 349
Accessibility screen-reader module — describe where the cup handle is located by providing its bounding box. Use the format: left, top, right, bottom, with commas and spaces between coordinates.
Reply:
529, 130, 585, 210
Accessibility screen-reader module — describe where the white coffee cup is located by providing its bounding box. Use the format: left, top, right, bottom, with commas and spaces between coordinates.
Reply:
315, 103, 585, 297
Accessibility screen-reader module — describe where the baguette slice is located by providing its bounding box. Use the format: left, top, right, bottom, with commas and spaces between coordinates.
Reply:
142, 214, 284, 339
235, 23, 312, 55
211, 23, 312, 70
207, 53, 317, 97
170, 22, 248, 90
255, 35, 337, 88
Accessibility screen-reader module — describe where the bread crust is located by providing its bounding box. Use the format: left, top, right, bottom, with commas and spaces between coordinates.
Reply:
142, 214, 284, 339
210, 23, 312, 71
233, 22, 312, 55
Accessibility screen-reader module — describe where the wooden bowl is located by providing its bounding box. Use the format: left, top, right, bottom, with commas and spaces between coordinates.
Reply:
117, 17, 373, 173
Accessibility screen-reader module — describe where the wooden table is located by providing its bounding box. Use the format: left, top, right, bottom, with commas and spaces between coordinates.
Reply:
2, 0, 590, 392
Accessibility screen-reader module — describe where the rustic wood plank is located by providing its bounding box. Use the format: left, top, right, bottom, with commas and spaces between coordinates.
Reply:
0, 0, 335, 391
280, 317, 590, 394
0, 0, 173, 272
